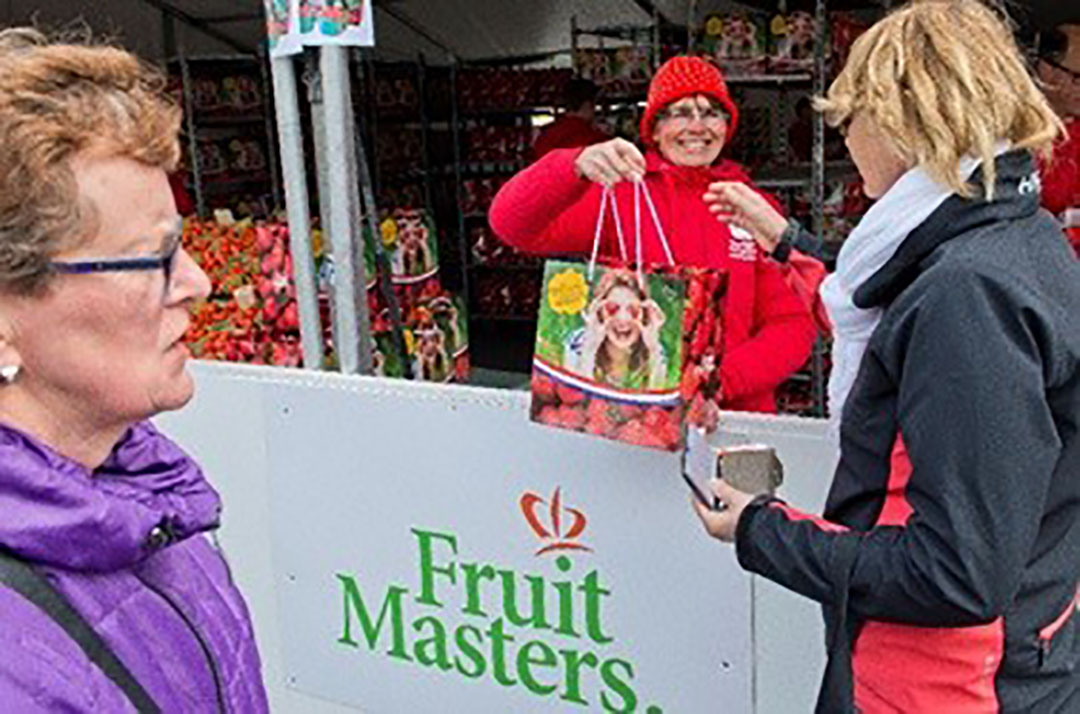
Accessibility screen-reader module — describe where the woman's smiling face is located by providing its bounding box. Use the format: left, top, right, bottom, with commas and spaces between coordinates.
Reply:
652, 94, 728, 167
600, 285, 645, 352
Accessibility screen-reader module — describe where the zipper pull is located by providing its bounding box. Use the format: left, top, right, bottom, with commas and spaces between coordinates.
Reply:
1038, 638, 1051, 667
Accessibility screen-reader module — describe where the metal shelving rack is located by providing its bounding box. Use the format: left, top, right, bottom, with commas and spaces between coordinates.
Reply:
349, 52, 464, 382
441, 17, 667, 371
173, 53, 283, 218
570, 15, 664, 142
448, 59, 560, 366
681, 0, 833, 416
811, 0, 829, 417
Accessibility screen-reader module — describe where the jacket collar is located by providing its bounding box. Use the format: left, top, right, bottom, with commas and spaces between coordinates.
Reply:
0, 421, 221, 572
644, 150, 752, 185
854, 150, 1042, 309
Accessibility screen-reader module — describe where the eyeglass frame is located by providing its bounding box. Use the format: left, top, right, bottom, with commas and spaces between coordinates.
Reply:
1040, 56, 1080, 85
657, 101, 731, 128
47, 234, 182, 295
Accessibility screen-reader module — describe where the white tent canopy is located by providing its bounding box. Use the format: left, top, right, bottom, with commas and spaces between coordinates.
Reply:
3, 0, 1063, 65
0, 0, 701, 63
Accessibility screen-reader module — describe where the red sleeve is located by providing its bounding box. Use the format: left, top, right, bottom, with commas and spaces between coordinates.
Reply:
1040, 122, 1080, 215
169, 172, 196, 216
720, 256, 817, 403
743, 178, 831, 334
488, 148, 607, 256
778, 251, 831, 335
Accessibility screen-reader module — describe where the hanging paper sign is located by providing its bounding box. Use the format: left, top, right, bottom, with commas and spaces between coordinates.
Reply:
265, 0, 303, 58
297, 0, 375, 48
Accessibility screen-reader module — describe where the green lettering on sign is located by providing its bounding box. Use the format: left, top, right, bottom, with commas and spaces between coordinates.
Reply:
412, 529, 458, 607
335, 573, 411, 662
517, 640, 559, 696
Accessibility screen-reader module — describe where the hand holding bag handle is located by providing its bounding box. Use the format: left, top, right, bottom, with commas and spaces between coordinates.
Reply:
588, 179, 675, 281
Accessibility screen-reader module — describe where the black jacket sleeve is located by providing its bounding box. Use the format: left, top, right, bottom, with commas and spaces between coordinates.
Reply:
736, 267, 1061, 626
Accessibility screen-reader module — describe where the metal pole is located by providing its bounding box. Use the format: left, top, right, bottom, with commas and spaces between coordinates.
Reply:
319, 46, 374, 375
687, 0, 698, 55
304, 54, 338, 366
261, 49, 284, 211
178, 52, 206, 218
652, 9, 661, 70
571, 15, 579, 62
812, 0, 826, 244
303, 54, 334, 237
270, 55, 325, 371
364, 54, 382, 198
450, 59, 470, 323
417, 53, 434, 214
353, 54, 413, 379
812, 0, 828, 418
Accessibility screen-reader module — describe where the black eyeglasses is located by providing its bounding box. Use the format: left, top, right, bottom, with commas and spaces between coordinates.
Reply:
660, 104, 730, 128
49, 236, 182, 294
1041, 57, 1080, 84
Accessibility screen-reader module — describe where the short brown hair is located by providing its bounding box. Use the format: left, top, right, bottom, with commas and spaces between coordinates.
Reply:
817, 0, 1063, 199
0, 28, 181, 294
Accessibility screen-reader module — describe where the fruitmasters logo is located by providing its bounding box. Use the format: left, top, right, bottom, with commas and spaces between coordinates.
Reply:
335, 488, 666, 713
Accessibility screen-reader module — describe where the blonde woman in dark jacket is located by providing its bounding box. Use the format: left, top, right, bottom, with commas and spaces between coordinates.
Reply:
695, 2, 1080, 711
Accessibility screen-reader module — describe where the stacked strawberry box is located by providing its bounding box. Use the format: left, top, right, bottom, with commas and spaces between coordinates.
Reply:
364, 208, 471, 383
182, 218, 309, 367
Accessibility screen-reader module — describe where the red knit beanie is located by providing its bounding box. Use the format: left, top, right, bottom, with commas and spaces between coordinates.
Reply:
640, 56, 739, 147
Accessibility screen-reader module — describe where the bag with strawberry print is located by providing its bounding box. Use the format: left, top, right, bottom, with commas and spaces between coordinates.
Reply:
530, 181, 727, 451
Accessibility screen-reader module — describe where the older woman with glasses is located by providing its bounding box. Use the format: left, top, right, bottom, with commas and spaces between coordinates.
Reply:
490, 56, 817, 416
0, 29, 268, 712
696, 1, 1080, 711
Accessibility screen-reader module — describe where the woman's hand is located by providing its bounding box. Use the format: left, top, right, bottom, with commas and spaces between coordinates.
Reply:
703, 182, 789, 254
575, 139, 647, 186
641, 300, 665, 356
692, 478, 756, 543
581, 300, 605, 352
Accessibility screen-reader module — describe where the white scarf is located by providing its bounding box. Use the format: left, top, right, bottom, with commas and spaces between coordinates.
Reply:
820, 147, 1004, 437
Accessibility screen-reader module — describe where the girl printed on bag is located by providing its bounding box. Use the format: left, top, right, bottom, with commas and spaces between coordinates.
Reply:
391, 209, 435, 278
566, 270, 668, 390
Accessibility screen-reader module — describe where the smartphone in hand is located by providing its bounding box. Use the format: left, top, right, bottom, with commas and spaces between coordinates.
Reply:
682, 428, 721, 510
718, 444, 784, 496
682, 429, 784, 508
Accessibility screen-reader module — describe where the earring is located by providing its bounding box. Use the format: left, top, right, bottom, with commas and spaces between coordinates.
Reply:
0, 365, 19, 383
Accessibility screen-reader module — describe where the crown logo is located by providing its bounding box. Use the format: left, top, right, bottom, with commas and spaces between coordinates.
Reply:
520, 487, 591, 557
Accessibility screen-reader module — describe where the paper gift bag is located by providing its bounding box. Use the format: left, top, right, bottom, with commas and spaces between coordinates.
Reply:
530, 182, 727, 451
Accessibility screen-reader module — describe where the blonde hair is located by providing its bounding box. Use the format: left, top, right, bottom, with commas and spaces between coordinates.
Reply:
817, 0, 1063, 198
0, 28, 181, 294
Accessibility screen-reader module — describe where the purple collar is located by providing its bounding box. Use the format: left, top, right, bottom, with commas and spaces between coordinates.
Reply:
0, 421, 221, 572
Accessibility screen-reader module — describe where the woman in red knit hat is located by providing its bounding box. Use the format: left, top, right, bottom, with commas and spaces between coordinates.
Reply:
489, 56, 817, 414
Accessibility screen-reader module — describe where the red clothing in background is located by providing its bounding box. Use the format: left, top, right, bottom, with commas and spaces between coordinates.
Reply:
168, 172, 196, 216
1040, 117, 1080, 255
532, 116, 610, 162
490, 148, 816, 413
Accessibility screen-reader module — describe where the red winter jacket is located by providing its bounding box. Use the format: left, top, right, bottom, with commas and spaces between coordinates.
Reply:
1041, 117, 1080, 256
489, 148, 817, 413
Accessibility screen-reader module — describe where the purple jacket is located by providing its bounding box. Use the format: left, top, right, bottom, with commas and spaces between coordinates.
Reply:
0, 421, 269, 712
